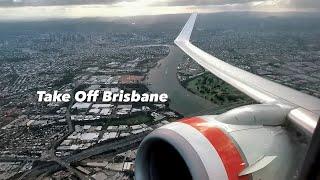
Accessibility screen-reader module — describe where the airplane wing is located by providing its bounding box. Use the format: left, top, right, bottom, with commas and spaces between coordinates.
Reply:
174, 13, 320, 135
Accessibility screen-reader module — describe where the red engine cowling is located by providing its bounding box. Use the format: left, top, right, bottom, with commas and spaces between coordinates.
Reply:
135, 116, 304, 180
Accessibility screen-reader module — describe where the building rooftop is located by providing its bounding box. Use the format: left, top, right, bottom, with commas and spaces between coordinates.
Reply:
71, 102, 92, 109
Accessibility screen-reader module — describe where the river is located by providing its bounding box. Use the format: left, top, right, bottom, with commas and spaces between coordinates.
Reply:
146, 45, 218, 116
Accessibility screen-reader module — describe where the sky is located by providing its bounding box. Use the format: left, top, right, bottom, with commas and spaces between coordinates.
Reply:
0, 0, 319, 21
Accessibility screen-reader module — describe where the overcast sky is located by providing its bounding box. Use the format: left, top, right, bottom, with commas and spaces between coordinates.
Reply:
0, 0, 319, 21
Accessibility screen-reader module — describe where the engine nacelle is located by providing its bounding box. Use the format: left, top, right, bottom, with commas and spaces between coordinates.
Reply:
135, 115, 305, 180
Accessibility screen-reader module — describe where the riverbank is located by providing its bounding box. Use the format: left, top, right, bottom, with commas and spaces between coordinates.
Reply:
180, 72, 255, 107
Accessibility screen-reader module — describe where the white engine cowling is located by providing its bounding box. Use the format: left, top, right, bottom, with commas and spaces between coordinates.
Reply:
135, 114, 306, 180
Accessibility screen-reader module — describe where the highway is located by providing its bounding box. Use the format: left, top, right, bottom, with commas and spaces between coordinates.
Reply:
20, 132, 147, 179
64, 133, 145, 163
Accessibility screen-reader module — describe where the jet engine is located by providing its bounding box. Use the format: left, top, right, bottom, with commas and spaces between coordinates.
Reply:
135, 105, 306, 180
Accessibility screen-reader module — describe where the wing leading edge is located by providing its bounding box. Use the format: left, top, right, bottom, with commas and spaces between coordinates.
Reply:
174, 14, 320, 135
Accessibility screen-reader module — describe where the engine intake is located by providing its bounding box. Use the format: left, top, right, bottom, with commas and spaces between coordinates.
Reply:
135, 118, 236, 180
136, 137, 192, 180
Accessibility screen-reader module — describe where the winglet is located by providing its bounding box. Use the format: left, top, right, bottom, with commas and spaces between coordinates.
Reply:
174, 13, 197, 44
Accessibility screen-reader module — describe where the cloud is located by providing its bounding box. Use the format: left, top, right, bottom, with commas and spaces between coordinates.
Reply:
248, 0, 320, 11
0, 0, 319, 10
0, 0, 273, 7
289, 0, 320, 9
154, 0, 256, 6
161, 0, 320, 9
0, 0, 133, 7
0, 0, 318, 21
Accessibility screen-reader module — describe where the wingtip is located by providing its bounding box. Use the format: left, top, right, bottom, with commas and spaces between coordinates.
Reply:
174, 13, 198, 45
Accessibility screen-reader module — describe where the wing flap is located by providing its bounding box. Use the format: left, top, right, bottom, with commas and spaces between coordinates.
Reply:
239, 156, 277, 176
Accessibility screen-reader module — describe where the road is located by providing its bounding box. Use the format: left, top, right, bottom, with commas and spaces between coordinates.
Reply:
53, 156, 90, 180
20, 133, 146, 179
63, 133, 145, 163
